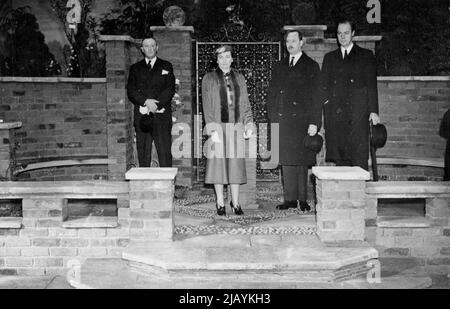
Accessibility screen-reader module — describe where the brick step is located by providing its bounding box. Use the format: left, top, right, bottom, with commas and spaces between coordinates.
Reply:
116, 235, 378, 285
73, 258, 432, 289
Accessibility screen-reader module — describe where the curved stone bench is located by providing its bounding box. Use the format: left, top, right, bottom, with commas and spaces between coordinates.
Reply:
365, 181, 450, 226
371, 156, 444, 169
13, 158, 117, 176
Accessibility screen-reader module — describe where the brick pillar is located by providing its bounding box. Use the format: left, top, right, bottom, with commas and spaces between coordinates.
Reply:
426, 198, 449, 227
0, 122, 21, 180
312, 166, 370, 243
150, 26, 195, 188
100, 36, 141, 180
126, 168, 177, 242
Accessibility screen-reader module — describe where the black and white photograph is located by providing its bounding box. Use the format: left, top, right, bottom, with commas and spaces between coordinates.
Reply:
0, 0, 449, 294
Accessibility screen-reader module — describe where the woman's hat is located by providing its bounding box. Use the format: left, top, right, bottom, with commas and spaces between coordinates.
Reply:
370, 123, 388, 149
215, 45, 233, 55
304, 134, 323, 153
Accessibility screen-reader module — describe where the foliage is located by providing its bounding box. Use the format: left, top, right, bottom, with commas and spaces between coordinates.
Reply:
98, 0, 449, 76
101, 0, 165, 38
50, 0, 105, 77
0, 6, 61, 77
376, 0, 450, 76
291, 1, 316, 25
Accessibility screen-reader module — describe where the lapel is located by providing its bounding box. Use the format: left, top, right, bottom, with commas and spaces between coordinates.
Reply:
140, 57, 161, 82
151, 57, 162, 75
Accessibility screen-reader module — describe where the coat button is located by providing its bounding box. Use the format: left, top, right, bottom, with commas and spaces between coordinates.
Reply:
350, 79, 354, 83
278, 113, 283, 117
334, 80, 337, 84
293, 102, 297, 105
280, 90, 284, 94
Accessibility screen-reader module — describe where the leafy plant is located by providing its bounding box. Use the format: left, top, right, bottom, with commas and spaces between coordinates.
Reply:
0, 6, 61, 77
50, 0, 105, 77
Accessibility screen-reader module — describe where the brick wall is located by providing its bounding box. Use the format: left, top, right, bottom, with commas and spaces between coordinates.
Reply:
376, 77, 449, 181
0, 181, 130, 276
0, 170, 175, 276
0, 78, 108, 181
367, 225, 450, 270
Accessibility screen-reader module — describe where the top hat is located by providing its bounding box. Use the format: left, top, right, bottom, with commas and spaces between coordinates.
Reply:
370, 123, 387, 149
304, 134, 323, 153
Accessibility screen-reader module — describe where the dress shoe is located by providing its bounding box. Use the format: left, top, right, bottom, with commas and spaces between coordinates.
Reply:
216, 203, 226, 216
276, 200, 297, 210
299, 201, 311, 212
230, 201, 244, 215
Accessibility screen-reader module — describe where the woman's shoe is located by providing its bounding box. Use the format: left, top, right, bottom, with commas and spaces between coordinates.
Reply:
230, 201, 244, 215
216, 204, 226, 216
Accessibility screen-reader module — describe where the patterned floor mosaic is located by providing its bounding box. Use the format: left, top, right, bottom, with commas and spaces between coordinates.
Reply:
174, 184, 317, 235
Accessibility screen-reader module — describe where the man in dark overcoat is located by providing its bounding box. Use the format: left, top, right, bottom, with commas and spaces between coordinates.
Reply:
267, 30, 324, 211
321, 20, 380, 171
439, 108, 450, 181
127, 37, 175, 167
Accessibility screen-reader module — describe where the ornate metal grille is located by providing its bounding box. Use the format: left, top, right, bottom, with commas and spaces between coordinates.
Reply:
195, 42, 281, 182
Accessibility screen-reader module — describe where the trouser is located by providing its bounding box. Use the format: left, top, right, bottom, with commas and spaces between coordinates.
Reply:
334, 121, 369, 171
135, 122, 172, 167
281, 165, 308, 202
444, 144, 449, 181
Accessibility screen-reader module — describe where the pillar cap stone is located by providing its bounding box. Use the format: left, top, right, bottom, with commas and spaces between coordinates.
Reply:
150, 26, 194, 33
0, 122, 22, 130
312, 166, 370, 180
99, 35, 142, 45
126, 168, 178, 181
283, 25, 327, 31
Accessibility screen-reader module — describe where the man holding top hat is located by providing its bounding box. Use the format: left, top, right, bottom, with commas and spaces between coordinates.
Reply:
267, 29, 324, 211
321, 19, 380, 172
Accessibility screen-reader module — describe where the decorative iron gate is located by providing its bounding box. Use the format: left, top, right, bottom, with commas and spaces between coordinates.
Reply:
195, 42, 281, 182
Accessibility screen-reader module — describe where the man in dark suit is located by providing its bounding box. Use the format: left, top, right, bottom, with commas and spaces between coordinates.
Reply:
127, 37, 175, 167
321, 20, 380, 171
267, 30, 324, 211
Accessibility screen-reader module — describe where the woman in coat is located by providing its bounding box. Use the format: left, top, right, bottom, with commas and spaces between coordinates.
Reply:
201, 45, 254, 216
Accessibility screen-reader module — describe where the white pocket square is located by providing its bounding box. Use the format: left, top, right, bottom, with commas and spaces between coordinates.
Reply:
162, 70, 169, 75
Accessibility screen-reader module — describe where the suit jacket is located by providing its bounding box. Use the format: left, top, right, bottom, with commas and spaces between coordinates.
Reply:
267, 52, 324, 166
321, 44, 379, 162
127, 58, 176, 125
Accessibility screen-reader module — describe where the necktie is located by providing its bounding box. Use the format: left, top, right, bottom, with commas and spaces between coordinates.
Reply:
147, 61, 152, 70
344, 49, 348, 60
289, 57, 294, 67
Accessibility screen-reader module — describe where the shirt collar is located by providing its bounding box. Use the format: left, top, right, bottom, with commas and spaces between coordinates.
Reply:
145, 57, 157, 67
341, 43, 354, 57
289, 52, 302, 66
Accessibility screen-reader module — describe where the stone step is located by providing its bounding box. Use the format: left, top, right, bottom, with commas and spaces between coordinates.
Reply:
117, 235, 378, 284
73, 257, 431, 289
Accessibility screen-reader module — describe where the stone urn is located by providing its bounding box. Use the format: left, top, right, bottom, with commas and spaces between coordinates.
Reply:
163, 5, 186, 27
